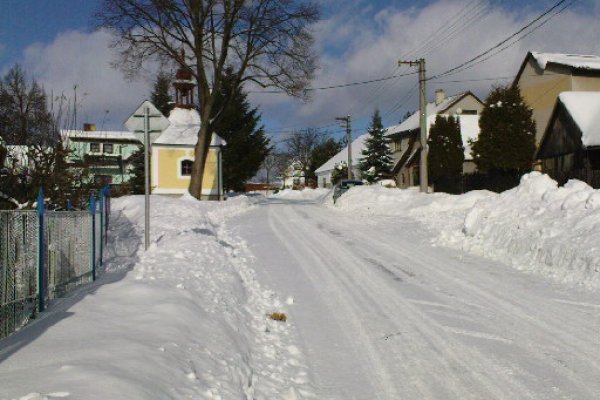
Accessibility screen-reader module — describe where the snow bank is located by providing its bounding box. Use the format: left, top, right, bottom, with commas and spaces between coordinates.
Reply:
1, 194, 314, 399
332, 174, 600, 289
271, 188, 330, 201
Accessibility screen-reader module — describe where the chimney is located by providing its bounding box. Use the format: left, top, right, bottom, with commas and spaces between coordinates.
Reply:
83, 123, 96, 131
435, 89, 446, 106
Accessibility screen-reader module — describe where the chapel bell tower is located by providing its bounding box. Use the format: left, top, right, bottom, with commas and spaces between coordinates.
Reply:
173, 52, 195, 109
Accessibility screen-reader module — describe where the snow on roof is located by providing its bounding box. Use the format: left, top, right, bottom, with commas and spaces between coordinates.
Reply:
315, 134, 369, 174
559, 91, 600, 147
62, 129, 139, 142
531, 52, 600, 71
386, 92, 466, 136
153, 107, 226, 147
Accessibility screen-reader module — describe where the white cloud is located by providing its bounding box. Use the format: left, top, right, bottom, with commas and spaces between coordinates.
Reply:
250, 1, 600, 135
13, 1, 600, 137
21, 30, 153, 130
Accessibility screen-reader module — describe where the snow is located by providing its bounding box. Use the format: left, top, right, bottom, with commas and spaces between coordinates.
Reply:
314, 134, 369, 174
0, 194, 313, 399
558, 91, 600, 147
459, 114, 480, 160
3, 173, 600, 399
332, 172, 600, 289
270, 188, 330, 201
386, 92, 467, 136
531, 51, 600, 71
153, 108, 226, 147
61, 130, 139, 142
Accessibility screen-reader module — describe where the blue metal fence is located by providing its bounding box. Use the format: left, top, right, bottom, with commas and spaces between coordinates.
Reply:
0, 187, 111, 338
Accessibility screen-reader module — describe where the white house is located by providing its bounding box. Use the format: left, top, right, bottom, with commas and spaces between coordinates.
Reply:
315, 134, 369, 188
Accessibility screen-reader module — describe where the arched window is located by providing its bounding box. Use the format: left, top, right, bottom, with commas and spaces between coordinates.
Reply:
180, 159, 193, 176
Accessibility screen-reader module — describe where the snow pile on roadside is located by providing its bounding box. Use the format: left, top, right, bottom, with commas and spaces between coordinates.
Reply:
332, 173, 600, 288
1, 195, 314, 399
429, 173, 600, 289
271, 188, 330, 201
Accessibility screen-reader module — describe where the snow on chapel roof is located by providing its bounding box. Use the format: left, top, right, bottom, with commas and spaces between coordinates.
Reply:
153, 107, 226, 146
530, 52, 600, 71
558, 91, 600, 147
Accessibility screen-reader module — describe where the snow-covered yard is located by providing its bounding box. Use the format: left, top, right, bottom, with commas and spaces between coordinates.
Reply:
1, 174, 599, 399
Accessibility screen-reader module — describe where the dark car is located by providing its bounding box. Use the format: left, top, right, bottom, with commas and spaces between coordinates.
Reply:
333, 179, 364, 203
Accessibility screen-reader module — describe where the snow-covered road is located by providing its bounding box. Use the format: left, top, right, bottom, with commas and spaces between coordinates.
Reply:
237, 196, 600, 399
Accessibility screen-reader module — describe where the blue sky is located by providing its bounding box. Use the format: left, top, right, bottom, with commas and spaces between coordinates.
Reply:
1, 0, 599, 140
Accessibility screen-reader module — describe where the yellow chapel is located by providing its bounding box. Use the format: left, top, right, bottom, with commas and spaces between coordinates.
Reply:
151, 67, 226, 200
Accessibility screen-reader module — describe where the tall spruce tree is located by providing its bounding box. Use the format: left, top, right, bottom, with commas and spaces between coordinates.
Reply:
128, 146, 146, 194
211, 68, 271, 192
151, 71, 174, 117
471, 85, 536, 172
427, 115, 464, 182
359, 109, 393, 183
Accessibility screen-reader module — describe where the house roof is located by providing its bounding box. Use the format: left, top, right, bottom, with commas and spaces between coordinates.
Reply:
514, 51, 600, 86
153, 107, 226, 147
62, 129, 139, 142
558, 91, 600, 147
315, 134, 369, 174
531, 52, 600, 71
385, 92, 479, 137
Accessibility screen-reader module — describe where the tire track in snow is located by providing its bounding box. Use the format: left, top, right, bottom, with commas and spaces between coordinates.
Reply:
268, 205, 406, 399
318, 206, 600, 399
280, 205, 533, 399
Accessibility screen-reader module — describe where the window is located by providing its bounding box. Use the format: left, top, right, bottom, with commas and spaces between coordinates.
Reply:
180, 159, 193, 176
461, 109, 478, 115
103, 143, 114, 154
394, 140, 402, 152
90, 143, 100, 153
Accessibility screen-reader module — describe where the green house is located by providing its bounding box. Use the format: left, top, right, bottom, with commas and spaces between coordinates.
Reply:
62, 125, 142, 187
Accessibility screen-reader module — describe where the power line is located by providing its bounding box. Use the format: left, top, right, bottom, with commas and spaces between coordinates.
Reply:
430, 0, 575, 81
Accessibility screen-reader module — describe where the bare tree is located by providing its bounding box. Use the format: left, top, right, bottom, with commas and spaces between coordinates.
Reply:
96, 0, 320, 199
283, 128, 322, 176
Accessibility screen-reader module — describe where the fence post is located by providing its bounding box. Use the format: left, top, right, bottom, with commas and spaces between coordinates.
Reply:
90, 194, 96, 281
36, 188, 45, 312
99, 188, 104, 268
104, 186, 110, 244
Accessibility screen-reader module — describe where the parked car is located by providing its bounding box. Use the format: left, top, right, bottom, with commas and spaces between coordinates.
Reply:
333, 179, 364, 203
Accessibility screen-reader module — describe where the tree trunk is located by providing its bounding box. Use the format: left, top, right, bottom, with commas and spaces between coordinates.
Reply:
189, 122, 211, 199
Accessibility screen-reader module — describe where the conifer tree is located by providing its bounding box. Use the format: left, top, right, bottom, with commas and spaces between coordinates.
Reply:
128, 146, 146, 194
359, 109, 393, 183
427, 115, 464, 182
471, 85, 536, 172
151, 71, 173, 117
211, 68, 271, 192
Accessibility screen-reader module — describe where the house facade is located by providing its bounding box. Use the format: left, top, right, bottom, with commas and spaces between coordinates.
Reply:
150, 67, 226, 200
387, 90, 484, 188
536, 91, 600, 184
514, 52, 600, 146
62, 124, 141, 186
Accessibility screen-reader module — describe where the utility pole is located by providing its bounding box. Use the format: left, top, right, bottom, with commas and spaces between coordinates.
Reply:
399, 58, 428, 192
335, 115, 353, 179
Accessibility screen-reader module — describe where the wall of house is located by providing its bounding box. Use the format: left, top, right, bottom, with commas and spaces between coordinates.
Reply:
571, 75, 600, 92
444, 95, 484, 115
152, 146, 220, 197
518, 61, 574, 145
67, 139, 140, 185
